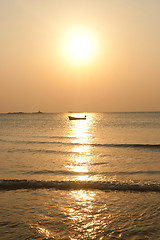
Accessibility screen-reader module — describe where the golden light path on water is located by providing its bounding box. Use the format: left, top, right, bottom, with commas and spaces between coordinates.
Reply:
66, 114, 95, 181
64, 115, 107, 238
31, 190, 109, 239
32, 114, 109, 239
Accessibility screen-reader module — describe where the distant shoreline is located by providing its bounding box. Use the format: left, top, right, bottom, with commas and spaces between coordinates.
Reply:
7, 111, 43, 114
0, 111, 160, 115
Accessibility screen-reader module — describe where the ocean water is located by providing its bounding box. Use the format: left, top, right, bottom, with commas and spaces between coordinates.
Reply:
0, 112, 160, 239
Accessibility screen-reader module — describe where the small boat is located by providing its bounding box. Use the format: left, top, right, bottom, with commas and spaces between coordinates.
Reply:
68, 115, 86, 120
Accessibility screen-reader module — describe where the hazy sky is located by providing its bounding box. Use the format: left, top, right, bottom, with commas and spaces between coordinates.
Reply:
0, 0, 160, 112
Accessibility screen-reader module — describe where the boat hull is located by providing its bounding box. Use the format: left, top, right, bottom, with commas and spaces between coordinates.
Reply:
68, 116, 86, 120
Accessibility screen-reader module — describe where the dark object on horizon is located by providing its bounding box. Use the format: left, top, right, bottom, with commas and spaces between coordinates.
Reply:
8, 112, 25, 114
32, 110, 43, 114
8, 111, 43, 114
68, 115, 86, 120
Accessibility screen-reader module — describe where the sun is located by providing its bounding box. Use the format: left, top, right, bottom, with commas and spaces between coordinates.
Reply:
69, 34, 92, 60
62, 29, 97, 64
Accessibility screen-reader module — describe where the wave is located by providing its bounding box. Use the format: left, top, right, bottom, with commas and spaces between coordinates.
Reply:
7, 148, 77, 155
0, 180, 160, 192
93, 143, 160, 150
23, 169, 160, 176
7, 148, 93, 157
25, 170, 79, 175
1, 138, 160, 150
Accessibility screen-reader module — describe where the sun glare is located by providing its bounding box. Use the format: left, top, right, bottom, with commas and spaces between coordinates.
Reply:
69, 35, 92, 60
62, 28, 97, 64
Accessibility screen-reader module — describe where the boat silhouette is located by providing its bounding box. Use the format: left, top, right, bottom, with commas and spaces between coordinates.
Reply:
68, 115, 86, 120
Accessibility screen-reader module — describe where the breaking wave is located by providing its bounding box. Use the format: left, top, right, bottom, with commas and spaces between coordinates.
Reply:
0, 180, 160, 192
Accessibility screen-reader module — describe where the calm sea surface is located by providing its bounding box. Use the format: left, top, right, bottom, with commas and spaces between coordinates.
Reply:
0, 112, 160, 239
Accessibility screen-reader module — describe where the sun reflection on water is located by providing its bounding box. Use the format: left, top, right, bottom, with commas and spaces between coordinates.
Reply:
69, 115, 93, 143
67, 190, 95, 224
30, 224, 54, 239
67, 114, 95, 181
65, 189, 109, 239
71, 189, 95, 203
64, 115, 106, 238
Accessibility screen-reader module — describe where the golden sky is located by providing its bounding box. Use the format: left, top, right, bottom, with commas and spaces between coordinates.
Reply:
0, 0, 160, 112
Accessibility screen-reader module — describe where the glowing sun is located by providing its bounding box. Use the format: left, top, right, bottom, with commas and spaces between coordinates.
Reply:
69, 34, 92, 60
62, 29, 97, 64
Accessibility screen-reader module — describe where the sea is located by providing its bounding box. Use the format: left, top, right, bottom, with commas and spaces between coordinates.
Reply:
0, 112, 160, 240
